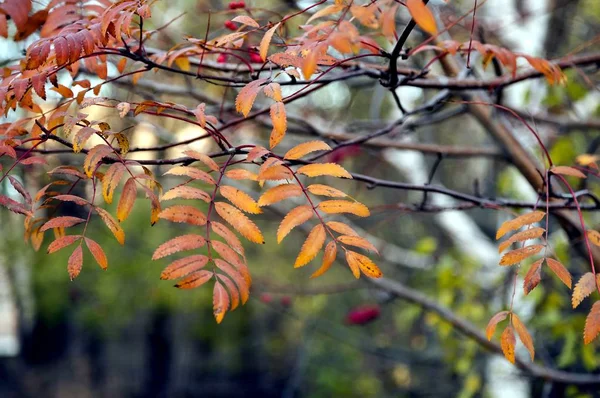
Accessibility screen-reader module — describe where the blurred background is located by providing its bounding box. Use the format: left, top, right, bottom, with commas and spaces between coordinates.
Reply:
0, 0, 599, 397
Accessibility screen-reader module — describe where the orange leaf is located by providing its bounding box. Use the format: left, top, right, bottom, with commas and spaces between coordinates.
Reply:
406, 0, 437, 35
297, 163, 352, 179
277, 205, 314, 243
183, 150, 220, 172
219, 274, 240, 311
213, 281, 230, 324
551, 165, 586, 178
158, 205, 207, 225
485, 311, 509, 340
211, 222, 245, 257
350, 4, 379, 29
546, 257, 571, 288
152, 234, 206, 260
117, 177, 137, 222
498, 227, 545, 253
512, 314, 535, 361
47, 235, 81, 253
284, 141, 332, 160
307, 184, 347, 198
584, 301, 600, 344
232, 15, 259, 28
226, 168, 258, 181
295, 224, 326, 268
345, 250, 382, 278
160, 255, 209, 280
498, 245, 544, 266
259, 22, 280, 62
381, 4, 399, 40
337, 235, 378, 254
263, 83, 283, 102
102, 163, 126, 204
587, 230, 600, 247
83, 145, 113, 177
235, 78, 268, 117
95, 207, 125, 244
175, 270, 213, 289
164, 166, 216, 185
67, 245, 83, 280
318, 200, 370, 217
84, 237, 108, 270
572, 272, 596, 308
269, 102, 287, 149
215, 202, 264, 244
500, 325, 516, 364
311, 241, 337, 278
326, 221, 359, 237
40, 216, 85, 232
257, 164, 293, 181
301, 48, 318, 80
523, 258, 543, 295
162, 186, 211, 202
258, 184, 302, 207
215, 259, 249, 305
220, 185, 262, 214
306, 4, 343, 24
496, 211, 545, 240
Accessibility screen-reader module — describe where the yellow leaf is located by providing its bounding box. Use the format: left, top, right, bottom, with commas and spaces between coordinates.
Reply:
572, 272, 596, 308
496, 211, 545, 240
95, 207, 125, 244
263, 83, 283, 102
301, 48, 318, 80
258, 184, 303, 207
406, 0, 437, 35
512, 314, 535, 361
584, 301, 600, 344
215, 202, 264, 244
284, 141, 332, 160
337, 235, 378, 254
259, 22, 280, 62
235, 78, 268, 117
311, 241, 337, 278
318, 200, 370, 217
551, 165, 586, 178
83, 145, 113, 177
232, 15, 260, 28
306, 4, 343, 24
102, 163, 126, 204
498, 245, 543, 266
297, 163, 352, 179
345, 250, 382, 278
587, 230, 600, 247
117, 177, 137, 222
269, 102, 287, 149
277, 205, 314, 243
485, 311, 509, 340
500, 326, 516, 364
326, 221, 359, 236
220, 185, 262, 214
576, 154, 600, 167
295, 224, 326, 267
213, 281, 230, 324
546, 257, 571, 288
174, 56, 190, 71
498, 227, 545, 253
307, 184, 347, 198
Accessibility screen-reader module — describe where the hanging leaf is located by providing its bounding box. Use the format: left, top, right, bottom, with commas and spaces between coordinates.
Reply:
40, 216, 86, 232
164, 166, 216, 185
523, 258, 543, 295
7, 176, 31, 206
512, 314, 535, 361
235, 78, 268, 117
47, 235, 81, 254
311, 241, 337, 278
337, 235, 378, 254
550, 165, 586, 178
584, 301, 600, 344
277, 205, 314, 243
500, 325, 516, 364
297, 163, 352, 179
117, 177, 137, 222
345, 250, 382, 278
211, 222, 245, 257
318, 200, 370, 217
219, 274, 240, 311
215, 258, 250, 304
160, 255, 209, 280
284, 141, 332, 160
258, 184, 302, 207
496, 211, 545, 240
213, 281, 230, 323
83, 145, 113, 177
295, 224, 326, 268
572, 272, 596, 308
498, 227, 545, 253
326, 221, 360, 236
259, 22, 280, 61
485, 311, 509, 340
158, 205, 207, 225
225, 168, 258, 181
498, 245, 543, 266
232, 15, 260, 28
220, 185, 262, 214
183, 149, 220, 172
102, 163, 126, 204
84, 237, 108, 270
176, 270, 213, 289
263, 83, 283, 102
162, 186, 211, 202
152, 234, 206, 260
67, 245, 83, 280
307, 184, 347, 198
406, 0, 437, 35
215, 202, 264, 244
546, 257, 571, 288
269, 102, 287, 149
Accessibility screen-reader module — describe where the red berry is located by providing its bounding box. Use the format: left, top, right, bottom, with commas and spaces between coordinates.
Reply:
280, 296, 292, 307
217, 54, 227, 64
224, 20, 237, 31
236, 1, 246, 8
260, 293, 272, 303
228, 2, 237, 9
249, 52, 263, 63
345, 305, 380, 326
